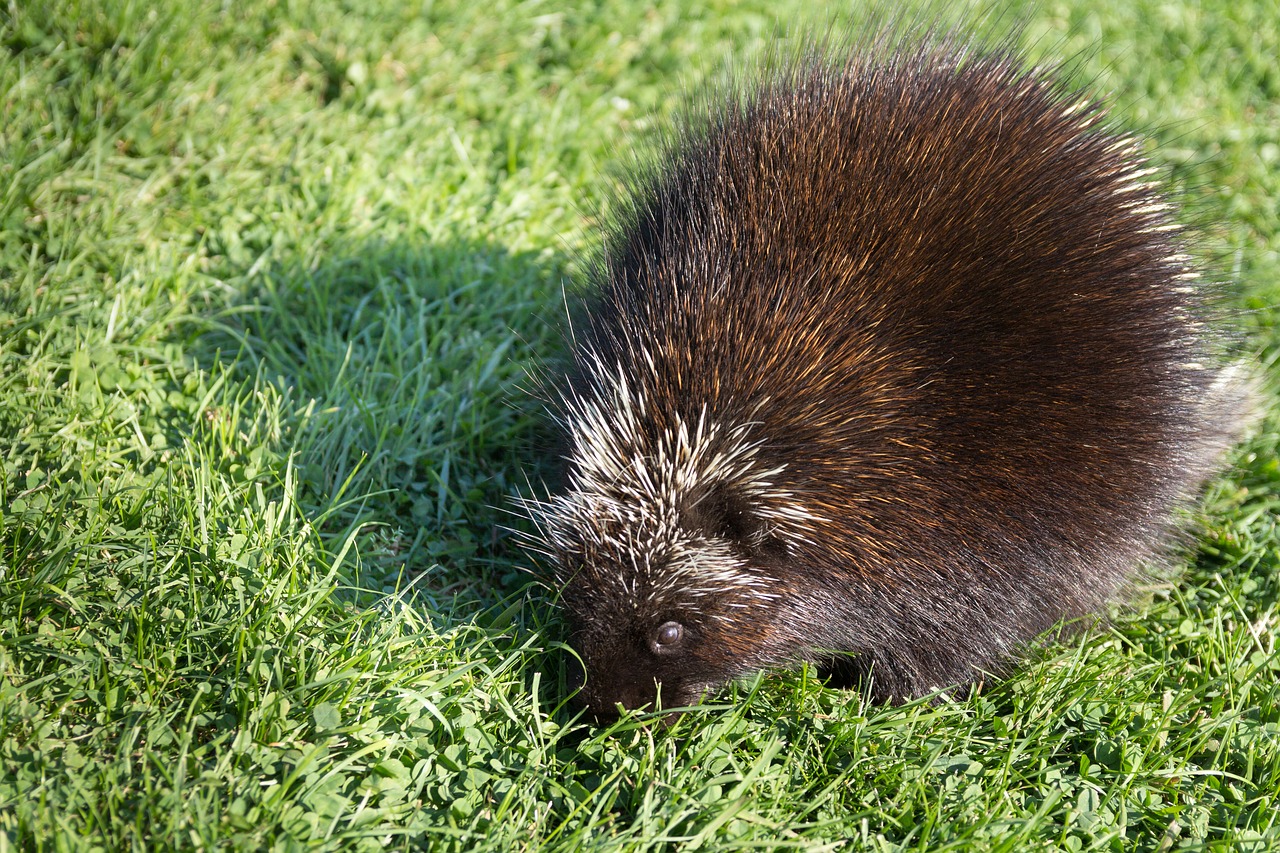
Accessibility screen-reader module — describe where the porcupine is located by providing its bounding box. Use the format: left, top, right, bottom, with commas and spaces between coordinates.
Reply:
528, 24, 1254, 718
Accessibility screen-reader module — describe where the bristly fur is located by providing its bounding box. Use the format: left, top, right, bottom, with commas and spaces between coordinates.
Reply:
529, 25, 1254, 717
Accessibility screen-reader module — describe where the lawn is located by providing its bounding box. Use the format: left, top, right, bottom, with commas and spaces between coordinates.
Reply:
1, 0, 1277, 849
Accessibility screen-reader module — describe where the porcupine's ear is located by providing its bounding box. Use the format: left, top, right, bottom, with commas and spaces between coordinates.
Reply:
683, 482, 790, 560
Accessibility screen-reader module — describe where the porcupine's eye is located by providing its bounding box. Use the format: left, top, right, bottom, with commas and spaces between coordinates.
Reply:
652, 621, 684, 652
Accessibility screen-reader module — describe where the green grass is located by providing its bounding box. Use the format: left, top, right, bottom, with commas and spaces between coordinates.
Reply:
1, 0, 1277, 849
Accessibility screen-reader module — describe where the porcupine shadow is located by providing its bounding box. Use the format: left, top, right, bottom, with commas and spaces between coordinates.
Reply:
185, 236, 573, 618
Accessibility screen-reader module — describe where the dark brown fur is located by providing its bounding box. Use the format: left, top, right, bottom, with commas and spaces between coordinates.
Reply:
534, 30, 1251, 718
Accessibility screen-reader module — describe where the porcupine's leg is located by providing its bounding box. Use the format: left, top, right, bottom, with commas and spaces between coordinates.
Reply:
819, 651, 922, 704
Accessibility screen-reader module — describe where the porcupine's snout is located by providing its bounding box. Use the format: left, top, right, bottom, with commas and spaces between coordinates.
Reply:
564, 618, 716, 720
566, 653, 661, 721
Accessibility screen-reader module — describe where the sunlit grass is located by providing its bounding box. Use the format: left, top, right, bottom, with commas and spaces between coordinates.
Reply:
1, 0, 1276, 849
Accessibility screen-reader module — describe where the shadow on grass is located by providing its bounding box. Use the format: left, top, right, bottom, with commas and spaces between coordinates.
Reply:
181, 235, 570, 615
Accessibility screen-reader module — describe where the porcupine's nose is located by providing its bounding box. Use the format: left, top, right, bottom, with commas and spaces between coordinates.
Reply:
569, 661, 664, 721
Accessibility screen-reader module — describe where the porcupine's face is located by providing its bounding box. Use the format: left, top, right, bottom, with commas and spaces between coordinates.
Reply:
550, 489, 792, 719
539, 389, 816, 720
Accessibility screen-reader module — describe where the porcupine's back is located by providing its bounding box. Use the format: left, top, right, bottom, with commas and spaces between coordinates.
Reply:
547, 34, 1251, 711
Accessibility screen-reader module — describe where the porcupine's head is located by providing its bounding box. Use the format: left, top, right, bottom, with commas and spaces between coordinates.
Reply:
534, 357, 821, 719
